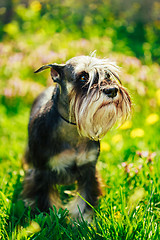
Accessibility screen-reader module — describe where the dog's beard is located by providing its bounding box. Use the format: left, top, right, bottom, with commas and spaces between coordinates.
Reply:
70, 87, 131, 140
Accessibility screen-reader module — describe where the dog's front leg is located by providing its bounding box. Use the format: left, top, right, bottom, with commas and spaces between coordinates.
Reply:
68, 162, 102, 221
23, 169, 61, 212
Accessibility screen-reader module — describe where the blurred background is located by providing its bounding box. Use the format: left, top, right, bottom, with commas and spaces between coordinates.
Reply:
1, 0, 160, 60
1, 0, 160, 59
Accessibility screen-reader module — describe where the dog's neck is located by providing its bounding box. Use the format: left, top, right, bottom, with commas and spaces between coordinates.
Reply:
58, 112, 76, 125
57, 91, 76, 125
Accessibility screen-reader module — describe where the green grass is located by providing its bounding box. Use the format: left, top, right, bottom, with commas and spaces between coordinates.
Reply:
1, 3, 160, 239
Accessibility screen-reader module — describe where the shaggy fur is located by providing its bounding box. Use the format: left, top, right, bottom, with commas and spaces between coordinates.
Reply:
22, 55, 131, 220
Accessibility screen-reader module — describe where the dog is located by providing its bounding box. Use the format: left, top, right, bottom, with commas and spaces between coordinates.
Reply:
22, 54, 131, 220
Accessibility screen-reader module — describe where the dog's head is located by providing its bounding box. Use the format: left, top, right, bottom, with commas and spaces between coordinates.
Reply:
35, 55, 131, 140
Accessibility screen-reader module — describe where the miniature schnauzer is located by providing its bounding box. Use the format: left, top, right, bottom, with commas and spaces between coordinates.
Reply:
23, 55, 131, 220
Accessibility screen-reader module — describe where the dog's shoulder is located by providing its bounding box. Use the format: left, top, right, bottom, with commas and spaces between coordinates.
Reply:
27, 85, 61, 166
28, 84, 61, 141
30, 85, 59, 119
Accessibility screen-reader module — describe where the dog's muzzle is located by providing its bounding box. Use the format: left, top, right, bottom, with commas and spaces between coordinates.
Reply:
103, 87, 118, 98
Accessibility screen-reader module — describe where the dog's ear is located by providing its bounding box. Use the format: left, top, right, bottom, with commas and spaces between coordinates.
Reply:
34, 64, 65, 83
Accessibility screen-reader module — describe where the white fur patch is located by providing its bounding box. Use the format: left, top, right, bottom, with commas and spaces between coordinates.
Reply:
49, 149, 76, 173
76, 148, 97, 166
67, 190, 94, 221
66, 82, 73, 94
67, 190, 86, 218
49, 147, 97, 172
73, 90, 118, 140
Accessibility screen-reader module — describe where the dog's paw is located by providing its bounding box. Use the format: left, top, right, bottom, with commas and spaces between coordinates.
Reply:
67, 196, 93, 222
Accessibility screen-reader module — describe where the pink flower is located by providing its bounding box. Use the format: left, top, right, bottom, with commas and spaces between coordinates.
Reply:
136, 151, 149, 158
122, 162, 127, 167
4, 88, 13, 98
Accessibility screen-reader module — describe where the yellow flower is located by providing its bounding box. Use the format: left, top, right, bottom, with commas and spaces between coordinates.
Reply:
112, 134, 123, 143
114, 211, 121, 220
128, 188, 145, 211
156, 89, 160, 106
30, 1, 42, 12
146, 113, 159, 125
26, 221, 41, 235
119, 120, 132, 130
16, 221, 41, 239
130, 128, 144, 138
101, 142, 111, 152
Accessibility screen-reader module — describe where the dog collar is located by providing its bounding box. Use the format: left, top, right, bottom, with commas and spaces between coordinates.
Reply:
58, 112, 76, 125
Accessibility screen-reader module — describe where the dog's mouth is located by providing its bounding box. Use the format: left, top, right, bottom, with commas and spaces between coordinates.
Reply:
98, 101, 112, 110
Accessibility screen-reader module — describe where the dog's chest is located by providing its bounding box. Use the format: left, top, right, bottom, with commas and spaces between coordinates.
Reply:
48, 143, 98, 174
48, 121, 99, 173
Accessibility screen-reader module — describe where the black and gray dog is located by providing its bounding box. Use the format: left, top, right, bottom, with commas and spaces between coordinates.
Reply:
23, 55, 131, 220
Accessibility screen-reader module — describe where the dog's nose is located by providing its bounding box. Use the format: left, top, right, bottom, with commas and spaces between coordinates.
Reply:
103, 87, 118, 98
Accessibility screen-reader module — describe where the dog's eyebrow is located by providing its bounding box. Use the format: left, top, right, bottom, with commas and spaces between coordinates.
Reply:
78, 71, 88, 75
76, 71, 89, 79
109, 70, 122, 85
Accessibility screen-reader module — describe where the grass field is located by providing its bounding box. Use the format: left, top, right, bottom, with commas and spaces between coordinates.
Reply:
0, 2, 160, 239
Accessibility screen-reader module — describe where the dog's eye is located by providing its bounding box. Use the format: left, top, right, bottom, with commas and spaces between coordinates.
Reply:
105, 72, 111, 79
80, 75, 87, 82
79, 72, 89, 83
